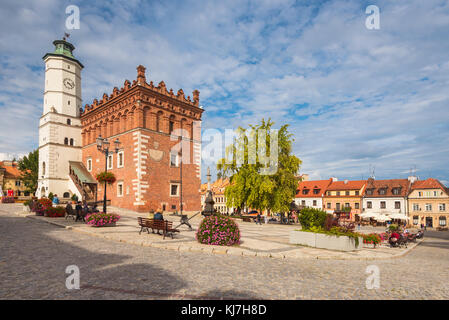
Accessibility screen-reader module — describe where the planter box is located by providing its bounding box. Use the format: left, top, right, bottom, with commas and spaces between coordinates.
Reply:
290, 230, 363, 251
290, 230, 316, 247
363, 243, 377, 249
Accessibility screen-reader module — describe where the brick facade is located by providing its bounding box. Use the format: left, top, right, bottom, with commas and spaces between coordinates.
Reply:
80, 65, 203, 213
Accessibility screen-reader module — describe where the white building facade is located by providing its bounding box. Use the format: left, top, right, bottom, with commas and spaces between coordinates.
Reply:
362, 178, 412, 218
36, 39, 84, 199
294, 179, 334, 210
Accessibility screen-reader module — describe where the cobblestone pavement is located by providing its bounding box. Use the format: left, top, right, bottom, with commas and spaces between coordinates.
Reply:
0, 207, 448, 299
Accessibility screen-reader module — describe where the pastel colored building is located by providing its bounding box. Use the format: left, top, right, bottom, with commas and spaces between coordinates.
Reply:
408, 178, 449, 228
0, 161, 28, 196
323, 180, 366, 221
294, 178, 334, 210
362, 178, 413, 218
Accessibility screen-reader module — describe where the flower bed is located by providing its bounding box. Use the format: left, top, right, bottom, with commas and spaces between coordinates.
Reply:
33, 198, 53, 216
196, 215, 240, 246
45, 206, 65, 218
85, 212, 121, 227
1, 196, 15, 203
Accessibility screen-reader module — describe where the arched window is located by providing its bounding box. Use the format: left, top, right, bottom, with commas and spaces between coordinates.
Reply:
42, 162, 46, 175
63, 192, 70, 198
70, 138, 74, 146
64, 137, 68, 145
67, 119, 71, 125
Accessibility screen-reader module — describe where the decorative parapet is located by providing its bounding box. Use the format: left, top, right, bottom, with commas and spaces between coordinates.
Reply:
80, 65, 200, 116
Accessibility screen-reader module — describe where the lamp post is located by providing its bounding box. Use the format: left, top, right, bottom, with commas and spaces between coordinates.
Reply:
96, 135, 121, 214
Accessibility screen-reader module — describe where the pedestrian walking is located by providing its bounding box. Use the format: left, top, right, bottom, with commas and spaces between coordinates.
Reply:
256, 213, 262, 225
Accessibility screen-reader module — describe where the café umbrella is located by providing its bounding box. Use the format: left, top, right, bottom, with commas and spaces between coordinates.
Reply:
375, 214, 391, 222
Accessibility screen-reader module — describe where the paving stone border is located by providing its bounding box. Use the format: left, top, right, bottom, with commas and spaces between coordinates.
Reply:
17, 210, 420, 261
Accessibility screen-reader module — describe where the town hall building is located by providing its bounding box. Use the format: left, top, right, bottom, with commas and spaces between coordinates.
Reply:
37, 38, 203, 213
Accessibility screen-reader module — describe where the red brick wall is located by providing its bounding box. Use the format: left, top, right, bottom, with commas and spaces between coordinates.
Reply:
83, 128, 201, 213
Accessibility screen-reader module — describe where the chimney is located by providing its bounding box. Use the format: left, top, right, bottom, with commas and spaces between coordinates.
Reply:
344, 180, 348, 184
301, 174, 309, 181
330, 177, 338, 182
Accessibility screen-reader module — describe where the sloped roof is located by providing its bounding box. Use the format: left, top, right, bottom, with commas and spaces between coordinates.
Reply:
295, 179, 333, 198
0, 161, 22, 179
364, 178, 410, 197
326, 180, 366, 191
411, 178, 447, 191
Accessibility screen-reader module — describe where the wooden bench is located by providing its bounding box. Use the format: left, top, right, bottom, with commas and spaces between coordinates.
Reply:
137, 217, 180, 239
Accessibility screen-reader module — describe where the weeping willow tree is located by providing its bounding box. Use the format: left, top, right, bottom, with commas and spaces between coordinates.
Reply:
217, 118, 301, 214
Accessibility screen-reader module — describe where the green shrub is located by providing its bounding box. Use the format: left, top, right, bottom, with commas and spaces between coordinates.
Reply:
71, 194, 78, 202
388, 224, 399, 231
298, 207, 327, 230
48, 192, 54, 201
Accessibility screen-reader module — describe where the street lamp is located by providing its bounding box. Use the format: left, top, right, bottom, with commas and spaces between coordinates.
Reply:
96, 135, 121, 214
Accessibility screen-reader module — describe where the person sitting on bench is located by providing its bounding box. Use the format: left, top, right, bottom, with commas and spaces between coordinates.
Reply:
154, 210, 164, 221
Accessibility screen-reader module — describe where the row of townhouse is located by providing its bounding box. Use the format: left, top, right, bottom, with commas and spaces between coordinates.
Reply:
294, 176, 449, 228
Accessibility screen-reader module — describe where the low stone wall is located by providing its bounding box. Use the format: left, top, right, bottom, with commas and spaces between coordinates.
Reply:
290, 230, 363, 251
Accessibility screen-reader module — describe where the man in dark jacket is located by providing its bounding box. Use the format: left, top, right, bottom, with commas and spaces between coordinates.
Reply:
75, 201, 84, 222
154, 211, 164, 220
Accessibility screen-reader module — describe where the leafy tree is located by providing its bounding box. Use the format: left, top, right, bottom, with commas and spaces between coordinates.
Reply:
18, 149, 39, 194
217, 118, 301, 214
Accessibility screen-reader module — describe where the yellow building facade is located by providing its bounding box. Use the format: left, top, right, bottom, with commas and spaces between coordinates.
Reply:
408, 178, 449, 229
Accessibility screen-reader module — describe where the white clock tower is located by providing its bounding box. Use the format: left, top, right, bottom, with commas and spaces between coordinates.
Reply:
36, 38, 84, 199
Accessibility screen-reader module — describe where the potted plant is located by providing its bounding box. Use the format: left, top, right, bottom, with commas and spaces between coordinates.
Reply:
96, 172, 116, 184
85, 212, 121, 227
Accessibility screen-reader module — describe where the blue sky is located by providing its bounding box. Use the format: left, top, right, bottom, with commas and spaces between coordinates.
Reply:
1, 0, 448, 184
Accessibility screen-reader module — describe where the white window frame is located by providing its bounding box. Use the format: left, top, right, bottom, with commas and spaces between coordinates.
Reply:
439, 217, 446, 226
413, 203, 419, 211
107, 154, 113, 170
425, 203, 432, 211
439, 203, 446, 211
87, 158, 92, 172
117, 181, 124, 197
117, 151, 124, 168
170, 153, 179, 167
170, 183, 180, 197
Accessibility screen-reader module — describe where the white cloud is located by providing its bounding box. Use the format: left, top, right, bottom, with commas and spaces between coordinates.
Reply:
0, 0, 448, 183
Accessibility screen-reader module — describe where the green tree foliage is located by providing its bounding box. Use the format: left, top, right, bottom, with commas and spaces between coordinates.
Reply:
217, 118, 301, 213
18, 149, 39, 194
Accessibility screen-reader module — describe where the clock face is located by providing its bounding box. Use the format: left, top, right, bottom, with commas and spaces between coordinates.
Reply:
63, 78, 75, 89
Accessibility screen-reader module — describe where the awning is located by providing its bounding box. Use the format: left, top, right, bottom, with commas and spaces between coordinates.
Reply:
69, 161, 97, 184
375, 214, 391, 222
388, 213, 409, 220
